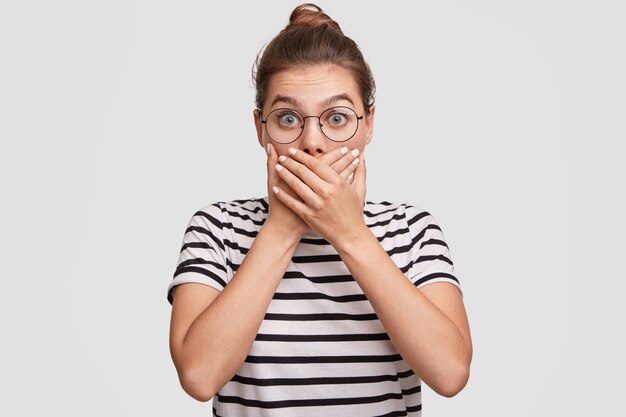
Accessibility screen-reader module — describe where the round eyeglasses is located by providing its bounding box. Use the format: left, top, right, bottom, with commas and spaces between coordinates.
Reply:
260, 106, 364, 144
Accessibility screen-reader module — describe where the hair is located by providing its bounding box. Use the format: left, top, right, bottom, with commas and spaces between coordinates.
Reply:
252, 3, 376, 116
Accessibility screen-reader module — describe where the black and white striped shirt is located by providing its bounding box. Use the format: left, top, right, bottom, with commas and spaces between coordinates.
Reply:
167, 196, 462, 416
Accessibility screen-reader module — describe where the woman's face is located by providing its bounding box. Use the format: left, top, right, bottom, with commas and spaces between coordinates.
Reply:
254, 64, 375, 158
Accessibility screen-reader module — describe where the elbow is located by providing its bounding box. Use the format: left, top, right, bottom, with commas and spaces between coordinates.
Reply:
434, 363, 470, 398
182, 382, 215, 403
437, 337, 473, 398
170, 339, 220, 402
179, 367, 217, 403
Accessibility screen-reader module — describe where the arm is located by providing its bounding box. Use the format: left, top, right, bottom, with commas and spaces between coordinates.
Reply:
271, 147, 473, 397
333, 225, 472, 397
170, 221, 301, 401
169, 144, 360, 401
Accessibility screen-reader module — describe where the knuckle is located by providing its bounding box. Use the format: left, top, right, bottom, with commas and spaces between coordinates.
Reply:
309, 158, 320, 171
292, 164, 305, 177
318, 154, 331, 165
322, 185, 336, 199
330, 175, 343, 186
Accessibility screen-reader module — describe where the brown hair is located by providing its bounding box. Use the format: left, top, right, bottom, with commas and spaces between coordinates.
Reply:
252, 3, 376, 116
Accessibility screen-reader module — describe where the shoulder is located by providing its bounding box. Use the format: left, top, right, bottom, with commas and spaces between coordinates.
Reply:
364, 199, 431, 219
364, 199, 441, 233
193, 196, 268, 219
189, 197, 269, 237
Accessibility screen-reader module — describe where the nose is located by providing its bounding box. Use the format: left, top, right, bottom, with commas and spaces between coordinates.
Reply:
299, 116, 328, 156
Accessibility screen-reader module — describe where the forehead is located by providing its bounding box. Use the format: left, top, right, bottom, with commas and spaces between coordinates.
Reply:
266, 65, 361, 110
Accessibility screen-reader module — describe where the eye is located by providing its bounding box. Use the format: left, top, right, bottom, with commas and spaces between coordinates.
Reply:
277, 111, 301, 127
327, 111, 348, 126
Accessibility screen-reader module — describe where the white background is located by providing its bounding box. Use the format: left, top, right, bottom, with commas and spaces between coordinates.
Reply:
1, 0, 624, 415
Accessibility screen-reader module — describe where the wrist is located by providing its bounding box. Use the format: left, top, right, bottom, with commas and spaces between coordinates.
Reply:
329, 223, 373, 255
262, 218, 306, 247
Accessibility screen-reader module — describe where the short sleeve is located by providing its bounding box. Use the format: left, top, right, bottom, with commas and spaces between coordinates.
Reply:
166, 203, 230, 305
404, 205, 463, 297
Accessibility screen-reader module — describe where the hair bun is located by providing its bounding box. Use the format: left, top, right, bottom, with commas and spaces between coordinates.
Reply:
286, 3, 343, 34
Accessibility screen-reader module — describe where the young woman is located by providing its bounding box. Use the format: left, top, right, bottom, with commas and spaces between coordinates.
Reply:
167, 4, 472, 416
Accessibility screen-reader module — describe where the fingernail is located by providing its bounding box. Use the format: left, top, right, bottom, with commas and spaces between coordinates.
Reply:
278, 155, 287, 162
266, 144, 270, 155
352, 157, 360, 165
272, 186, 279, 194
351, 149, 360, 157
274, 164, 283, 172
340, 146, 349, 155
288, 147, 297, 155
347, 172, 354, 181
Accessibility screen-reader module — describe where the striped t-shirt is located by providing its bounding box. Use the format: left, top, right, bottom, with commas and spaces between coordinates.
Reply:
167, 196, 462, 417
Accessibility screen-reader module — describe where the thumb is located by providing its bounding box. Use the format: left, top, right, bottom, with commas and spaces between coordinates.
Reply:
266, 142, 278, 187
355, 150, 367, 202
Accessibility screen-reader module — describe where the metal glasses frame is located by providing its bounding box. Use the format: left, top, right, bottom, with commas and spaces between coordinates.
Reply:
259, 106, 364, 144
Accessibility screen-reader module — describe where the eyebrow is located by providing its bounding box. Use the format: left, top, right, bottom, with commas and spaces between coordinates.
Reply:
269, 93, 355, 109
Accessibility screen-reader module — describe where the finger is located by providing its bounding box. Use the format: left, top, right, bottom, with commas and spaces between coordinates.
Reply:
278, 152, 334, 196
338, 156, 360, 181
354, 151, 367, 201
266, 142, 281, 189
272, 185, 310, 218
286, 147, 340, 185
330, 148, 360, 174
280, 152, 358, 191
318, 145, 350, 171
268, 143, 294, 197
275, 159, 322, 206
266, 142, 275, 183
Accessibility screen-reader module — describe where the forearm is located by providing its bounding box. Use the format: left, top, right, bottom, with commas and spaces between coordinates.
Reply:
181, 222, 300, 398
334, 226, 470, 395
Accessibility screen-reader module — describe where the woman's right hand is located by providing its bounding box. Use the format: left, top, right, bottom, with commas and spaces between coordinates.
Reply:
264, 142, 360, 241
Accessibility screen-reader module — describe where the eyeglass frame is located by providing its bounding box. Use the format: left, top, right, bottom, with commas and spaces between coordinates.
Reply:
258, 106, 364, 144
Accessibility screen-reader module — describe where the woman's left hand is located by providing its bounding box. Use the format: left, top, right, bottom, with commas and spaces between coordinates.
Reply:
272, 146, 368, 247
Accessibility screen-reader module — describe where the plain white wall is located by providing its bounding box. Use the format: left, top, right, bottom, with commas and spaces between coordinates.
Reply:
1, 0, 624, 415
